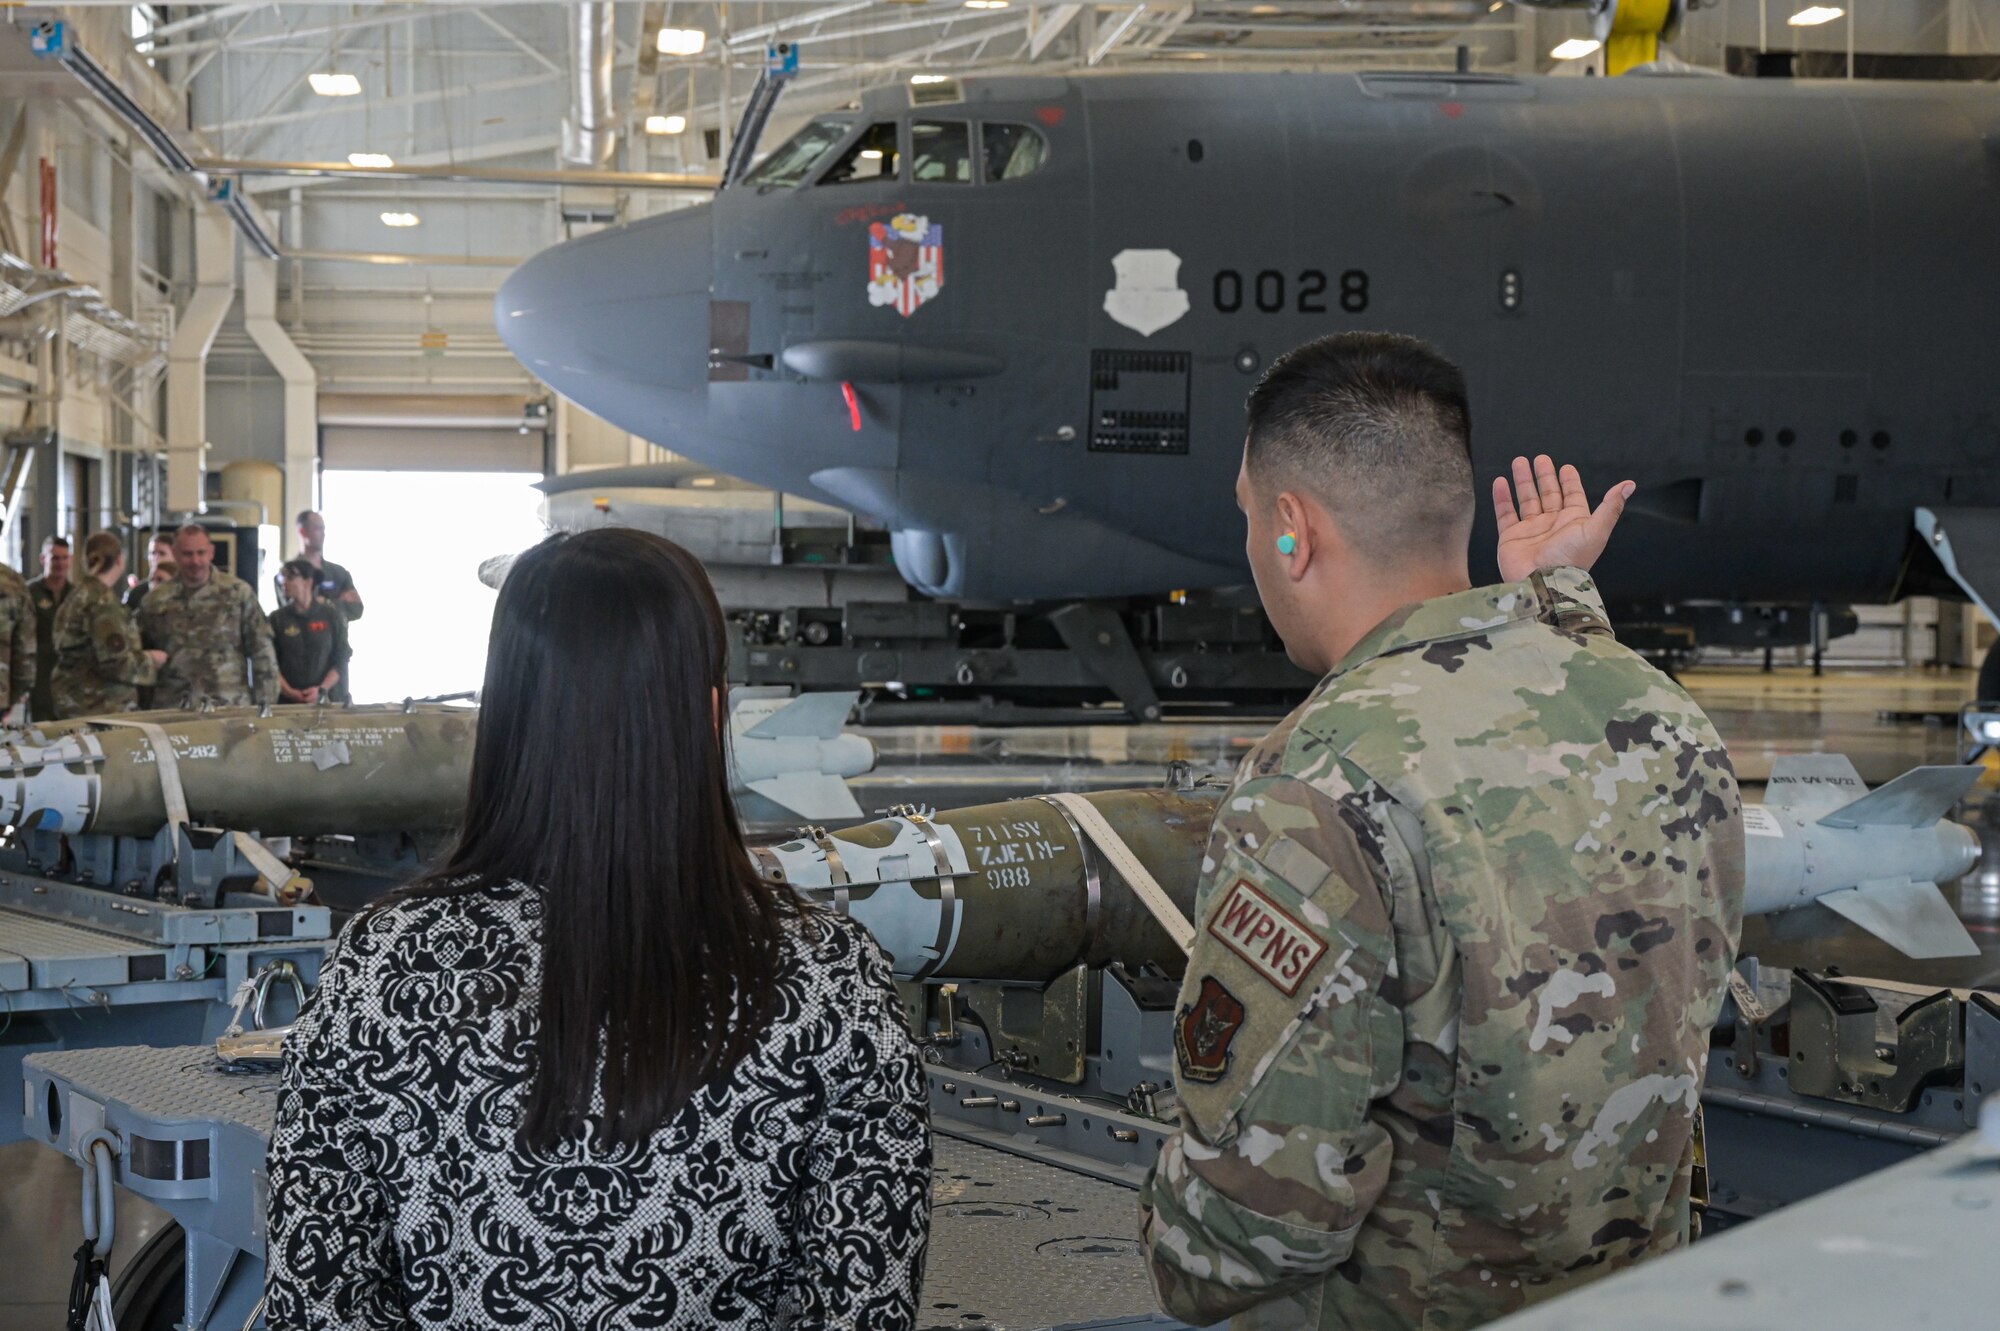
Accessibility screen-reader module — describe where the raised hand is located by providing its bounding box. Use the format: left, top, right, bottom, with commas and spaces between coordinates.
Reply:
1492, 455, 1635, 582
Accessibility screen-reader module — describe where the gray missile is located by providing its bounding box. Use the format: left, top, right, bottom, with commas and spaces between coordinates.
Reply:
728, 687, 876, 822
756, 756, 1988, 982
1744, 754, 1983, 959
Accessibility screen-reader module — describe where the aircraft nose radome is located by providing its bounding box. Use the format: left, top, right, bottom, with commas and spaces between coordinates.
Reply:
494, 206, 712, 381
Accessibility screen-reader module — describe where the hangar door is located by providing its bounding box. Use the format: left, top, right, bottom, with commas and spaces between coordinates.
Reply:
316, 394, 550, 702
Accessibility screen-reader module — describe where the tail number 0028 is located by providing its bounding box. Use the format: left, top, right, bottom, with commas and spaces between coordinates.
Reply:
1212, 268, 1369, 315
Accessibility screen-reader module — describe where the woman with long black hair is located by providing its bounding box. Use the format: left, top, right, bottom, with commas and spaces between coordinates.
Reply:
264, 528, 931, 1329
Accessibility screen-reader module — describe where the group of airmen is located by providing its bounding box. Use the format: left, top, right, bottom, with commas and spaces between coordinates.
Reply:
0, 509, 362, 723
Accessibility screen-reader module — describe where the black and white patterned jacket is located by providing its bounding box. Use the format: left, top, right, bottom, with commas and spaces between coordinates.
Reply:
265, 882, 931, 1330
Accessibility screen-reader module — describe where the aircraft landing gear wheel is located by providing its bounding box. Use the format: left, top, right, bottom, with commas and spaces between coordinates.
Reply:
112, 1222, 186, 1331
1979, 639, 2000, 708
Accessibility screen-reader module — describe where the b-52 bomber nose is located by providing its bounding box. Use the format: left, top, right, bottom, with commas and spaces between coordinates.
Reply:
495, 203, 714, 443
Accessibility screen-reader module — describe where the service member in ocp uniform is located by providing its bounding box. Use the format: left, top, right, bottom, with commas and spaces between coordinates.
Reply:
25, 534, 71, 720
270, 558, 350, 705
1138, 333, 1746, 1330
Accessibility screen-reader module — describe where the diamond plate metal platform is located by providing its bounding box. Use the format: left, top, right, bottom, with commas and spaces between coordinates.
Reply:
23, 1046, 1189, 1331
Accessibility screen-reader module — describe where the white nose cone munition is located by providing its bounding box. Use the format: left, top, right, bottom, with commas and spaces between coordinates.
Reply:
1744, 754, 1983, 959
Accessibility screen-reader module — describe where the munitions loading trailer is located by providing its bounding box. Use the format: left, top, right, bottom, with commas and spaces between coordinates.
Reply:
0, 808, 330, 1150
21, 958, 2000, 1330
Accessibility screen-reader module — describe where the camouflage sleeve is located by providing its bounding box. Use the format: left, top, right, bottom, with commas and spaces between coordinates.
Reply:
90, 599, 157, 686
12, 593, 33, 711
0, 595, 21, 709
1139, 769, 1400, 1325
244, 587, 281, 705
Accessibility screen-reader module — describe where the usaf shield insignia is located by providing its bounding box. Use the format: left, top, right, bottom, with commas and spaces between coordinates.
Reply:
1175, 976, 1246, 1084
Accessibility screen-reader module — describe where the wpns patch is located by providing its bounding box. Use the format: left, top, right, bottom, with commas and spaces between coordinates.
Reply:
1207, 878, 1329, 996
1176, 976, 1245, 1084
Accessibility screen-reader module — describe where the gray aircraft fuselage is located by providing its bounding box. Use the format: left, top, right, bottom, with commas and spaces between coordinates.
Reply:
497, 69, 2000, 605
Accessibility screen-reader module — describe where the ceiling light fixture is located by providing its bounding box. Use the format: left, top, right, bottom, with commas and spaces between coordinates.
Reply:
1549, 37, 1601, 59
645, 114, 688, 135
380, 212, 420, 227
910, 73, 950, 84
309, 72, 361, 97
964, 1, 1010, 9
348, 152, 395, 169
859, 148, 884, 160
656, 27, 708, 55
1787, 5, 1844, 23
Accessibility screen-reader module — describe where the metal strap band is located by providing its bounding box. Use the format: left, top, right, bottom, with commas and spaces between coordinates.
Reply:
809, 826, 852, 914
1042, 791, 1194, 956
92, 718, 189, 838
904, 812, 958, 980
229, 830, 295, 899
1033, 794, 1102, 964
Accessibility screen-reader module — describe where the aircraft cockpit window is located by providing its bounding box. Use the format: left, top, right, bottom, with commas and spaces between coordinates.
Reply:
982, 123, 1049, 182
820, 122, 902, 185
911, 121, 973, 184
742, 117, 852, 188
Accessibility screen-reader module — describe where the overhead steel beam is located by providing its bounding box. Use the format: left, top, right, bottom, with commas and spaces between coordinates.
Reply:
200, 157, 720, 191
151, 8, 435, 60
1029, 5, 1085, 59
197, 73, 558, 136
728, 0, 879, 47
149, 2, 276, 43
471, 9, 563, 75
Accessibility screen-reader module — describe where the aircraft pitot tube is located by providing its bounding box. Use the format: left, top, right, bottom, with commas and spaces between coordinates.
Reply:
0, 689, 877, 839
755, 757, 1987, 978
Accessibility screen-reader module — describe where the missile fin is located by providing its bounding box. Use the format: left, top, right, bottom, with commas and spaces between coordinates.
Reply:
1817, 878, 1981, 959
743, 690, 860, 741
1763, 753, 1869, 817
747, 773, 863, 821
1816, 764, 1984, 829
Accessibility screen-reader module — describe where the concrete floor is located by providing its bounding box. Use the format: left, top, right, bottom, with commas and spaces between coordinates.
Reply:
1, 661, 1988, 1328
0, 1136, 171, 1327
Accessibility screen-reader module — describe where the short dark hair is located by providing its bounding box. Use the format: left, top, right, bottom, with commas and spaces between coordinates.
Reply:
40, 535, 69, 553
1243, 332, 1476, 559
296, 509, 320, 527
280, 558, 316, 582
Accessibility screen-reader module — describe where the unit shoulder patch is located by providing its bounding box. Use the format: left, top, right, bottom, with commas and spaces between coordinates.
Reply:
1175, 976, 1246, 1084
1206, 878, 1329, 996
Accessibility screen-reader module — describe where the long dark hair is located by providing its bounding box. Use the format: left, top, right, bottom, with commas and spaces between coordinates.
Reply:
396, 527, 791, 1150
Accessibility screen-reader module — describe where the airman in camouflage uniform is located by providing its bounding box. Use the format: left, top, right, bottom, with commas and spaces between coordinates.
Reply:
51, 574, 158, 717
0, 560, 35, 715
1139, 333, 1744, 1330
138, 526, 280, 709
